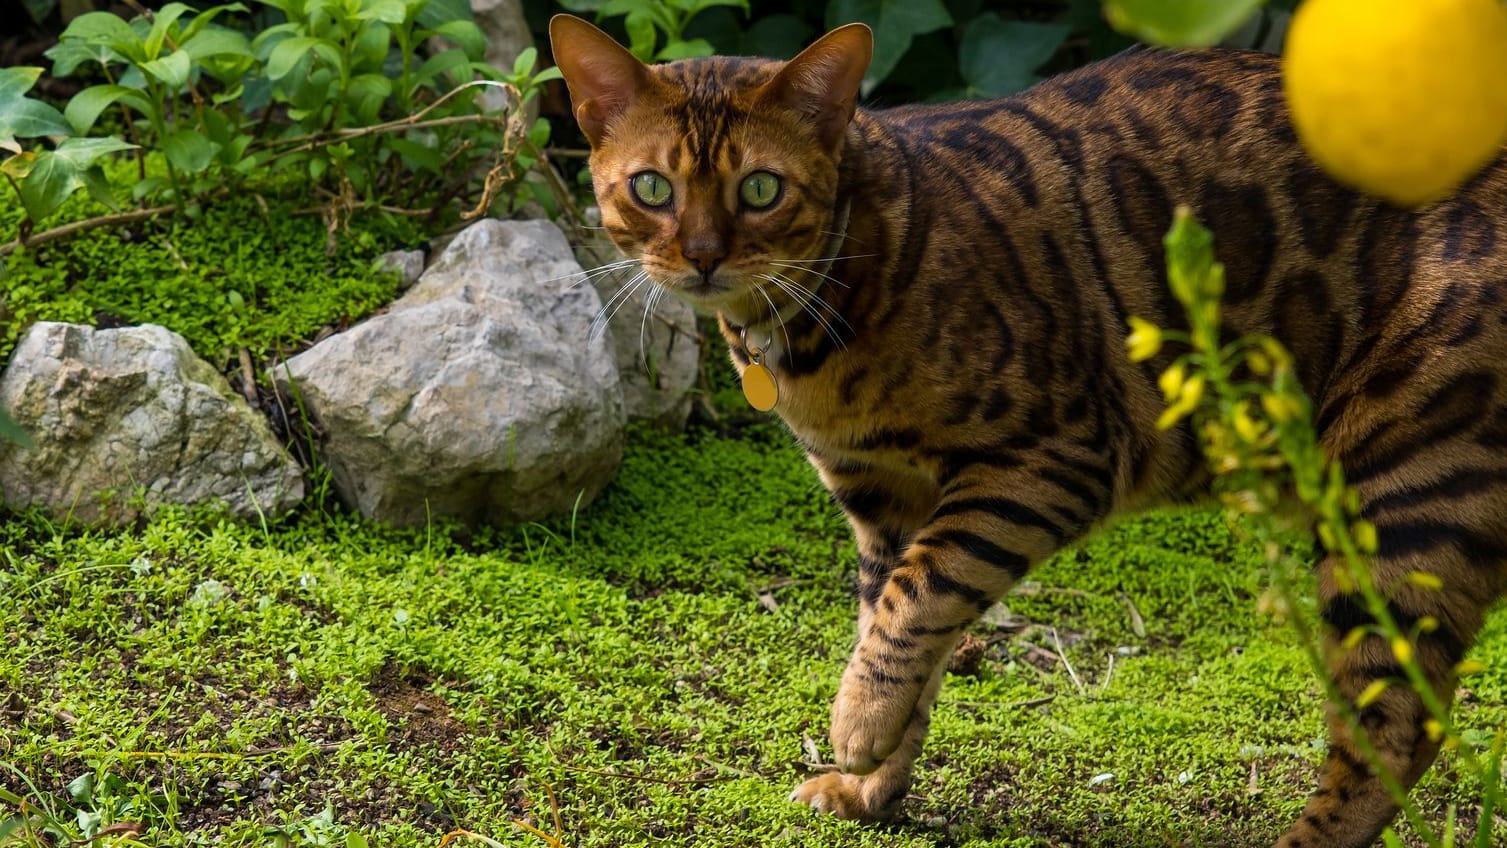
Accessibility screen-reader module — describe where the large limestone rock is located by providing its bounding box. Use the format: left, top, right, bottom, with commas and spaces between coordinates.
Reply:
573, 218, 702, 430
278, 218, 623, 527
0, 322, 305, 524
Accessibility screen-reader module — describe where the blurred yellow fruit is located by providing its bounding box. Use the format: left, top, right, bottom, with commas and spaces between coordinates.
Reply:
1283, 0, 1507, 207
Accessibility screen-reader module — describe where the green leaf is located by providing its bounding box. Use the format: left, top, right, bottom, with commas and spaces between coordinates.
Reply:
1103, 0, 1265, 48
346, 73, 393, 122
656, 38, 714, 60
388, 137, 444, 172
265, 35, 314, 80
21, 0, 54, 24
623, 10, 657, 60
162, 128, 215, 173
267, 36, 326, 80
14, 152, 80, 224
357, 0, 407, 24
64, 83, 153, 134
741, 14, 812, 59
0, 67, 72, 152
145, 3, 194, 59
512, 46, 539, 78
412, 47, 471, 88
57, 11, 139, 49
179, 3, 249, 42
426, 19, 486, 59
959, 16, 1070, 98
45, 39, 121, 78
142, 50, 193, 89
826, 0, 952, 84
52, 135, 135, 168
181, 27, 254, 62
79, 165, 121, 211
688, 0, 747, 13
415, 0, 475, 28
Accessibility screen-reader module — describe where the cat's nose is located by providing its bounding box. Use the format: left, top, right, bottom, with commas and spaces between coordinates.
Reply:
682, 239, 728, 274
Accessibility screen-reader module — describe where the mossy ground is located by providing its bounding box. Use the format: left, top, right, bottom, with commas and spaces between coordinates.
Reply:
1, 422, 1504, 847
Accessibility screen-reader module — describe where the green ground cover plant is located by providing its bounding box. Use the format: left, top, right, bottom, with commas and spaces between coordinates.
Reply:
1, 422, 1504, 846
0, 184, 422, 366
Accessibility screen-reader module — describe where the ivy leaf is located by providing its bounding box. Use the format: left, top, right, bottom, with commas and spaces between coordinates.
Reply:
8, 136, 135, 224
959, 15, 1070, 98
826, 0, 952, 85
1103, 0, 1265, 48
0, 67, 73, 154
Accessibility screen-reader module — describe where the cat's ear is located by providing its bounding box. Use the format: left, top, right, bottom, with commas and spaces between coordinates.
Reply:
761, 23, 873, 149
549, 14, 653, 147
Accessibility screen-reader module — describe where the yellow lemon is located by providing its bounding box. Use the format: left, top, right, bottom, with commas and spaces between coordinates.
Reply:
1283, 0, 1507, 207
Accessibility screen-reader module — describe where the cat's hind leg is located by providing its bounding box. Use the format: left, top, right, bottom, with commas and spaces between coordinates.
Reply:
1277, 411, 1507, 847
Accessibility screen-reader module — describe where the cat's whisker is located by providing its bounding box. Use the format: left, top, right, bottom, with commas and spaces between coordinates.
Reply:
638, 281, 666, 370
589, 271, 650, 340
549, 258, 641, 291
767, 252, 879, 264
751, 279, 793, 356
761, 273, 846, 351
770, 261, 855, 291
767, 271, 853, 333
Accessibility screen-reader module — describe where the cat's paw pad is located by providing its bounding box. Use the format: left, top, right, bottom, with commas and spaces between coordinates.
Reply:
829, 676, 914, 773
789, 772, 898, 822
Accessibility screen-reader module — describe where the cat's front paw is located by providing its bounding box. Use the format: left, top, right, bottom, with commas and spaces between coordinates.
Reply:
829, 668, 917, 774
789, 771, 904, 821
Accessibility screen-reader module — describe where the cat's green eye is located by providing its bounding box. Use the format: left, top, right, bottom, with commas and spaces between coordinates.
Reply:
631, 172, 673, 207
740, 171, 782, 209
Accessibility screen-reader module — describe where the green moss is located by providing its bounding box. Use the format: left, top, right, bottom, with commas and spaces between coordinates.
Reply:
1, 425, 1503, 847
0, 184, 423, 367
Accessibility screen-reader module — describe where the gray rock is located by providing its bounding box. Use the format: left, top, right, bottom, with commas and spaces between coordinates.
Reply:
573, 221, 702, 430
376, 249, 425, 291
279, 218, 623, 527
0, 322, 304, 525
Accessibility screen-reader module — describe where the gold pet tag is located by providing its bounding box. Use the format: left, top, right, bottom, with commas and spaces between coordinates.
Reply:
742, 352, 779, 412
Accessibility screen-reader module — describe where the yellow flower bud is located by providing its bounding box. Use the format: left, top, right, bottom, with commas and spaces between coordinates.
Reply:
1424, 719, 1444, 743
1356, 679, 1389, 708
1155, 375, 1205, 431
1341, 626, 1369, 650
1332, 566, 1356, 594
1126, 317, 1163, 362
1417, 616, 1439, 634
1404, 571, 1444, 591
1232, 401, 1265, 443
1352, 520, 1378, 555
1159, 361, 1186, 402
1455, 659, 1488, 676
1391, 637, 1413, 665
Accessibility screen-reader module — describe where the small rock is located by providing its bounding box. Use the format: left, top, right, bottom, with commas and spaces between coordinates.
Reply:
0, 322, 304, 525
279, 219, 624, 527
376, 249, 425, 291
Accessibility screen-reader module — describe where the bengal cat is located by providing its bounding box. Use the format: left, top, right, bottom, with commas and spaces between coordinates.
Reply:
549, 14, 1507, 847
